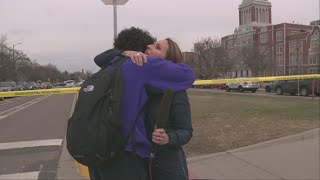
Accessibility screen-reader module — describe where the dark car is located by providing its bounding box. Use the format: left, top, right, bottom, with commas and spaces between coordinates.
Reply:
24, 82, 37, 90
264, 81, 278, 92
53, 82, 67, 88
42, 82, 53, 89
274, 79, 320, 96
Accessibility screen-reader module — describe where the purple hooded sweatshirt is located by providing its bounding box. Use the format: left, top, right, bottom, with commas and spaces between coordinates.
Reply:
113, 56, 195, 158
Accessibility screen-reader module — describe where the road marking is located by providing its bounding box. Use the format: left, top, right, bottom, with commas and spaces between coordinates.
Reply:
0, 96, 45, 115
0, 116, 5, 120
0, 97, 25, 106
0, 95, 50, 120
0, 171, 39, 179
0, 139, 63, 151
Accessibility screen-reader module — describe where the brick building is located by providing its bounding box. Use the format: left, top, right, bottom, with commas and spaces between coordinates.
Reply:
221, 0, 320, 77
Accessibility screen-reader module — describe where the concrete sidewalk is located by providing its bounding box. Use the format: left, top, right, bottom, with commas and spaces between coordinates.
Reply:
188, 128, 319, 180
57, 128, 319, 180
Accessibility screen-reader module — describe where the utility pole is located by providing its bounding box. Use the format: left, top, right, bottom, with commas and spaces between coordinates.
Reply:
296, 40, 300, 96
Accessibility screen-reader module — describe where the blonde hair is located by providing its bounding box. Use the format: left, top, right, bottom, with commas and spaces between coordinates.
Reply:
165, 38, 183, 63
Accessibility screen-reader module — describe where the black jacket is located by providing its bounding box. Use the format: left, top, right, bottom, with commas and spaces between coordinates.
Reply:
145, 87, 193, 180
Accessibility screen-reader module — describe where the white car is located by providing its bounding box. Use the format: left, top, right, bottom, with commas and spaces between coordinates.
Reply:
64, 80, 75, 88
226, 78, 259, 93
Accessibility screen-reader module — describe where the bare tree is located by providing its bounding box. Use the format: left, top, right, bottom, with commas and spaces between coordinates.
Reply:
193, 38, 232, 79
237, 44, 275, 77
0, 34, 12, 81
1, 35, 94, 83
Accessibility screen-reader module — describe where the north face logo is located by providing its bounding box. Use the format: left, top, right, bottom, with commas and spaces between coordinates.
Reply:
83, 85, 94, 92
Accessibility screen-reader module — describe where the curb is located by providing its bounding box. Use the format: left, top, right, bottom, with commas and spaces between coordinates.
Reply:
57, 93, 89, 179
228, 128, 319, 153
187, 128, 319, 164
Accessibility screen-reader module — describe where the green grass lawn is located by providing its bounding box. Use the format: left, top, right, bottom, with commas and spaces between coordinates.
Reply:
184, 91, 319, 157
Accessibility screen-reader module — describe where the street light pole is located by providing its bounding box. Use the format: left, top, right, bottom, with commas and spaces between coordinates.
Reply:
113, 1, 117, 40
12, 42, 22, 81
296, 41, 300, 96
101, 0, 129, 40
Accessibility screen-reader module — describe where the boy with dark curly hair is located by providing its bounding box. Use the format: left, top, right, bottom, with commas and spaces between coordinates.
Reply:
94, 27, 156, 69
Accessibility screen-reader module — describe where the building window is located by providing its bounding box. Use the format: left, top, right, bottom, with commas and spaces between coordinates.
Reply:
276, 43, 283, 53
276, 53, 283, 65
308, 68, 319, 74
260, 33, 268, 44
276, 31, 283, 42
308, 34, 320, 65
309, 55, 319, 65
276, 69, 283, 76
228, 40, 234, 49
275, 43, 283, 66
229, 50, 234, 58
289, 68, 298, 75
289, 41, 303, 65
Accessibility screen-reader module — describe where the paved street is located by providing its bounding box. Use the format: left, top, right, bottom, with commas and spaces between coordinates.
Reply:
0, 94, 75, 179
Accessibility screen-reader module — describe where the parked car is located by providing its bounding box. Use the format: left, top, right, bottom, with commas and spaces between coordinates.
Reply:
24, 82, 37, 90
16, 81, 27, 91
42, 82, 53, 89
35, 82, 46, 89
274, 79, 320, 96
76, 80, 85, 87
212, 83, 226, 89
264, 81, 278, 93
64, 80, 75, 88
53, 82, 67, 88
226, 78, 259, 93
0, 81, 21, 92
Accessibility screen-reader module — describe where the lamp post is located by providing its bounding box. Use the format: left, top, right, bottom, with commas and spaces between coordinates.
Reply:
296, 41, 300, 96
100, 0, 129, 40
12, 42, 22, 81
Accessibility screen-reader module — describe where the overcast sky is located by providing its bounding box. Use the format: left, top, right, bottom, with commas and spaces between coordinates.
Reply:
0, 0, 319, 72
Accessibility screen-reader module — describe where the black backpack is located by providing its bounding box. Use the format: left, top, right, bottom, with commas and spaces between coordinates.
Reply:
66, 57, 128, 167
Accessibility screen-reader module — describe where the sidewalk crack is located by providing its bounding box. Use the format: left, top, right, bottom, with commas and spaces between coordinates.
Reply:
226, 151, 285, 180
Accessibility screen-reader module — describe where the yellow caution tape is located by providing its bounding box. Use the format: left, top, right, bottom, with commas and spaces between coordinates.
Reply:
1, 74, 319, 98
0, 87, 80, 98
193, 74, 320, 85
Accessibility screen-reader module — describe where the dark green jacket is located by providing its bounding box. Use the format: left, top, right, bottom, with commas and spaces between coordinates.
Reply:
145, 87, 193, 180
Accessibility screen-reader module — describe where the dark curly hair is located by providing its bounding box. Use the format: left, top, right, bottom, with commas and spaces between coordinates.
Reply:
113, 27, 157, 52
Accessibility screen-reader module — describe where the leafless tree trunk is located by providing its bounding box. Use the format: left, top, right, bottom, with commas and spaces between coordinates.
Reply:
237, 44, 276, 77
193, 38, 233, 79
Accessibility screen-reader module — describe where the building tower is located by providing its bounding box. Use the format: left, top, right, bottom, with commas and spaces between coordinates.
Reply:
239, 0, 272, 27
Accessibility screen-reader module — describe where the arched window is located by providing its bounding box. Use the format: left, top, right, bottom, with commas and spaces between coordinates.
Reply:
259, 9, 262, 23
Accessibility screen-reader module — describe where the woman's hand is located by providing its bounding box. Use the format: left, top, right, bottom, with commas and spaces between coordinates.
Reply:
122, 51, 148, 66
152, 128, 169, 145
